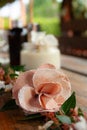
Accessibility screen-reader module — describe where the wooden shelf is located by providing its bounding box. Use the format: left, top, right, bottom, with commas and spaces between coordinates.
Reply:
61, 19, 87, 31
58, 36, 87, 58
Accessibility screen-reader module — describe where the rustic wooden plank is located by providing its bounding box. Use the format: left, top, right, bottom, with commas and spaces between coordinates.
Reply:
62, 69, 87, 111
0, 109, 43, 130
61, 55, 87, 75
61, 19, 87, 31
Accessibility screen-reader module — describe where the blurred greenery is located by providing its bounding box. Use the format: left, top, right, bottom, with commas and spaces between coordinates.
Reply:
3, 0, 61, 36
34, 17, 61, 36
72, 0, 87, 19
32, 0, 61, 36
2, 0, 87, 35
4, 17, 9, 29
34, 0, 59, 17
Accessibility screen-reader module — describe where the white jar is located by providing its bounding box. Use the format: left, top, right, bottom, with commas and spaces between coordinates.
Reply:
20, 45, 61, 70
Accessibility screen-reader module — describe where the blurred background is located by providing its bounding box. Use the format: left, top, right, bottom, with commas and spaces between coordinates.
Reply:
0, 0, 60, 35
0, 0, 87, 66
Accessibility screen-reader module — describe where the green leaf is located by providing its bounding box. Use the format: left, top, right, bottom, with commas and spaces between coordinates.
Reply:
11, 65, 25, 72
10, 73, 19, 78
61, 92, 76, 115
0, 63, 2, 67
20, 113, 44, 121
78, 108, 84, 116
0, 64, 10, 75
4, 65, 10, 75
0, 99, 18, 111
56, 115, 71, 124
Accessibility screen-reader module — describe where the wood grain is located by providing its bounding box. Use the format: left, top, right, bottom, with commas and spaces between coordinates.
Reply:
0, 109, 43, 130
63, 69, 87, 111
61, 55, 87, 75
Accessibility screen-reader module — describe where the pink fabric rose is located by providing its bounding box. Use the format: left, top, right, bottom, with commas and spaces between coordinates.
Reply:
12, 63, 71, 113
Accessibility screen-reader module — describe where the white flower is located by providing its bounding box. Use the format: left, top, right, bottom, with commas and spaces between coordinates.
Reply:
15, 71, 20, 76
74, 116, 87, 130
0, 81, 13, 91
38, 120, 53, 130
30, 31, 59, 52
0, 81, 5, 89
5, 83, 13, 91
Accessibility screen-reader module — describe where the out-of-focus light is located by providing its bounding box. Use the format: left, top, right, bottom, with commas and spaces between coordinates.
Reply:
23, 0, 30, 5
10, 1, 20, 20
56, 0, 63, 2
0, 4, 9, 17
0, 1, 20, 20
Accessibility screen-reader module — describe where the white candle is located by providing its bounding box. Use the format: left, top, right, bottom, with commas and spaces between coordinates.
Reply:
21, 48, 60, 70
21, 33, 61, 70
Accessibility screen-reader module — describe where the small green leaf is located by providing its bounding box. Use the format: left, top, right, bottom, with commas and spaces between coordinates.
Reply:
10, 73, 18, 78
56, 115, 71, 124
4, 65, 10, 75
78, 108, 84, 116
0, 99, 18, 111
61, 92, 76, 114
11, 65, 25, 72
20, 113, 44, 121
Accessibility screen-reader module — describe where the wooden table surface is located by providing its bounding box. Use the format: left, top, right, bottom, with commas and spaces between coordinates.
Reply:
0, 55, 87, 130
61, 55, 87, 111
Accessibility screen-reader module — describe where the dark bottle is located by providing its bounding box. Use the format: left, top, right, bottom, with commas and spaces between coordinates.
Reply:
8, 27, 22, 66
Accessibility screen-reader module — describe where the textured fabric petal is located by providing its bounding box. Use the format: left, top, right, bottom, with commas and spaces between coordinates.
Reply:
54, 95, 65, 106
33, 69, 71, 87
12, 70, 35, 100
35, 82, 62, 96
60, 78, 71, 99
39, 94, 59, 111
18, 86, 42, 112
33, 69, 71, 101
12, 63, 72, 113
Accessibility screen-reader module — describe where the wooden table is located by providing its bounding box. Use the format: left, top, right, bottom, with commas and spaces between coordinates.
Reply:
0, 55, 87, 130
61, 55, 87, 112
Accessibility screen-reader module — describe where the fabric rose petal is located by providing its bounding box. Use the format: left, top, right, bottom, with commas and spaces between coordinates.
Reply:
12, 63, 71, 113
12, 70, 35, 104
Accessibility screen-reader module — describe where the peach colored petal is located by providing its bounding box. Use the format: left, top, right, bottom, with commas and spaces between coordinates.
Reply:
33, 69, 71, 101
33, 69, 62, 87
33, 69, 71, 88
38, 63, 56, 69
60, 79, 71, 100
39, 94, 59, 111
35, 82, 62, 96
12, 70, 35, 100
12, 63, 71, 113
18, 86, 42, 112
54, 95, 65, 106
